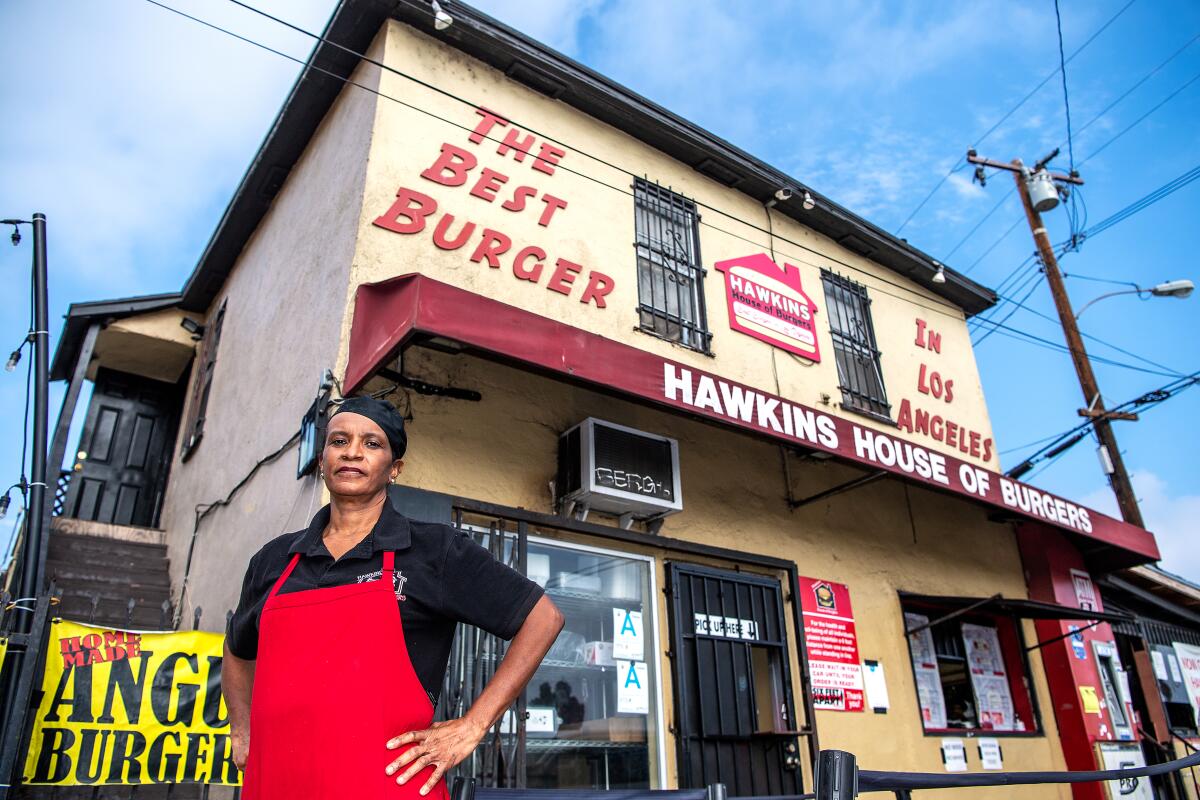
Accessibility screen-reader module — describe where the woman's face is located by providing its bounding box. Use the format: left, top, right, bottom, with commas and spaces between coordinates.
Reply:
320, 412, 404, 499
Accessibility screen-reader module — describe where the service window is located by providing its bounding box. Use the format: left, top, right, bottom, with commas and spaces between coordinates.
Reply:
903, 607, 1039, 734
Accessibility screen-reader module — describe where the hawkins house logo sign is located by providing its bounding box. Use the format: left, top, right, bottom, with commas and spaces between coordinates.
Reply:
714, 254, 821, 361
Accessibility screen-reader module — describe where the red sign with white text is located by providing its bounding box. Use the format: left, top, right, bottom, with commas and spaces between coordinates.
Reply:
714, 254, 821, 361
798, 576, 864, 712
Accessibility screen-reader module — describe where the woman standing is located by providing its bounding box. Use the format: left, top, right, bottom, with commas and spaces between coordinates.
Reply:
221, 397, 564, 798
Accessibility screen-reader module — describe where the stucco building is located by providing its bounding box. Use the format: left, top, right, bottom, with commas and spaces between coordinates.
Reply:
40, 1, 1183, 798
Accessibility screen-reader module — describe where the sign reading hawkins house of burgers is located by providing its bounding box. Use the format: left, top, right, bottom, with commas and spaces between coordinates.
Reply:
714, 254, 821, 361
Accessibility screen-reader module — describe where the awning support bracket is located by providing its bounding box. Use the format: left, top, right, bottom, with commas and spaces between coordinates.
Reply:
904, 594, 1003, 636
1023, 618, 1104, 653
788, 470, 887, 510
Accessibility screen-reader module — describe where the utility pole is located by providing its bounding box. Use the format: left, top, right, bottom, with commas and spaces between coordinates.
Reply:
967, 150, 1145, 528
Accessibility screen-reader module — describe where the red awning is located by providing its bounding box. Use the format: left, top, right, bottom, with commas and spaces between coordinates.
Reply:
345, 273, 1159, 568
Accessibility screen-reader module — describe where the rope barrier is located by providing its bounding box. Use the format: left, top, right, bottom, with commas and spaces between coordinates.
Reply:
818, 747, 1200, 797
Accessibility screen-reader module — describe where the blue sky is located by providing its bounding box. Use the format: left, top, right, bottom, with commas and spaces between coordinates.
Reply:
1, 0, 1196, 576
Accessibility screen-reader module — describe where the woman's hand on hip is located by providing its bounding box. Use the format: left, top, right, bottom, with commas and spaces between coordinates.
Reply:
232, 731, 249, 771
385, 716, 487, 795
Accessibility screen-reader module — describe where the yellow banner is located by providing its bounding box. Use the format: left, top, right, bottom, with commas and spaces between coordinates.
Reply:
0, 635, 8, 677
23, 620, 241, 786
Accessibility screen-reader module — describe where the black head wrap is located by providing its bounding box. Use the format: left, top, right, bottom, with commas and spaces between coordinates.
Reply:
330, 396, 407, 459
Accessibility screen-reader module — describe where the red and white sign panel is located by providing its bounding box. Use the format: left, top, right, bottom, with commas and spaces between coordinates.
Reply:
798, 576, 864, 712
714, 254, 821, 361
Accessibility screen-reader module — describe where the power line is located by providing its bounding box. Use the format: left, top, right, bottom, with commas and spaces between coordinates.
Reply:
1004, 370, 1199, 475
1078, 67, 1200, 167
145, 0, 981, 322
969, 314, 1181, 378
955, 30, 1198, 278
893, 0, 1139, 235
1053, 0, 1077, 172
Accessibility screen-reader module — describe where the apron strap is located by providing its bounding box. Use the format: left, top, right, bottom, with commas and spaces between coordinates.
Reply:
268, 553, 302, 601
382, 550, 395, 579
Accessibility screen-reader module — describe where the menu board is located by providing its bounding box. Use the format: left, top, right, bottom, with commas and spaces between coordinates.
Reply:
961, 623, 1016, 731
905, 612, 947, 729
799, 577, 864, 712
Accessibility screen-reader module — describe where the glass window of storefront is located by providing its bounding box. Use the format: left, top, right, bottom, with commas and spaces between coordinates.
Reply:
903, 606, 1040, 735
443, 516, 665, 790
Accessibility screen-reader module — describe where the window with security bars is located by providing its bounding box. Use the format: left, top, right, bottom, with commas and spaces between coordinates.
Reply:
633, 179, 710, 352
820, 270, 891, 419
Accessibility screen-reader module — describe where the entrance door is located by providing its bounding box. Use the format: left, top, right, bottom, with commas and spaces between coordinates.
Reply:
667, 562, 802, 796
64, 368, 182, 527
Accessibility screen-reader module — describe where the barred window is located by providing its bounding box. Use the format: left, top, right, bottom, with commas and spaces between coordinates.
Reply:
820, 270, 891, 419
634, 179, 711, 352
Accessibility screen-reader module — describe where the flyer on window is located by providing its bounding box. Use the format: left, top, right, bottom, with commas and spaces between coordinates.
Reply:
961, 623, 1016, 731
905, 613, 947, 729
798, 576, 864, 712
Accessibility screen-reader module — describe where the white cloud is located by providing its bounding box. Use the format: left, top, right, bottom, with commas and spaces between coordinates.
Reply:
1080, 471, 1200, 582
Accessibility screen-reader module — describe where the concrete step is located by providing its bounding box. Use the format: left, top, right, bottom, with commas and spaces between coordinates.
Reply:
49, 532, 168, 559
45, 561, 172, 590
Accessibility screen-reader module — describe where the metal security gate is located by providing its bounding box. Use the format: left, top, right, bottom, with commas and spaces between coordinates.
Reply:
666, 563, 802, 796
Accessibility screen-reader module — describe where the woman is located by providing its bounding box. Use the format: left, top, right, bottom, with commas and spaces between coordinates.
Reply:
222, 396, 564, 798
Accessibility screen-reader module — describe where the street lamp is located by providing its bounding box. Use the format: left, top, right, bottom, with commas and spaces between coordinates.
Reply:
1074, 279, 1194, 318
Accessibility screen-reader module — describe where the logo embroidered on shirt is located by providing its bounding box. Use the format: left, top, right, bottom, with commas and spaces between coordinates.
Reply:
356, 568, 408, 601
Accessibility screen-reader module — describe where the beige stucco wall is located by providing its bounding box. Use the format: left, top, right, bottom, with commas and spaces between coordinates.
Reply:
89, 307, 203, 384
345, 21, 997, 470
155, 37, 386, 629
365, 344, 1067, 798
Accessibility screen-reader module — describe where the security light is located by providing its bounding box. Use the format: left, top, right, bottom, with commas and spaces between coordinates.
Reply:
931, 261, 946, 284
431, 0, 454, 30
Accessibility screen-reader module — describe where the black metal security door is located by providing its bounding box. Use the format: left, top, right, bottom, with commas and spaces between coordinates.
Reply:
63, 368, 182, 527
667, 562, 802, 796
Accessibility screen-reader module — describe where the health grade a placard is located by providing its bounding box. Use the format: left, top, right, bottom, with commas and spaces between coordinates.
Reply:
613, 608, 644, 660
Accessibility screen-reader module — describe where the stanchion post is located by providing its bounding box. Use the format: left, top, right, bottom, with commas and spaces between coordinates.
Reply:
816, 750, 859, 800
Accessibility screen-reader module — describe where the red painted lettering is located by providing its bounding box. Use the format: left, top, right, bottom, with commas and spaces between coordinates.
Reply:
944, 379, 954, 403
469, 107, 508, 144
420, 143, 477, 186
930, 415, 944, 440
895, 398, 913, 433
917, 363, 930, 395
532, 142, 566, 175
914, 318, 928, 348
469, 229, 512, 268
914, 408, 931, 436
501, 185, 538, 213
513, 246, 546, 282
969, 430, 982, 458
373, 188, 438, 234
497, 128, 535, 162
982, 438, 994, 462
469, 168, 509, 202
432, 214, 476, 250
928, 331, 942, 353
537, 194, 568, 227
945, 420, 958, 448
580, 271, 614, 308
547, 258, 582, 295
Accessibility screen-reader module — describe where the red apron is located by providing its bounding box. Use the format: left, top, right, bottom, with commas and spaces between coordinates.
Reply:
243, 550, 446, 799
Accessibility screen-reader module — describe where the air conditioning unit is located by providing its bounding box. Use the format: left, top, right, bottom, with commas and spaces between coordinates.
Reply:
556, 418, 682, 524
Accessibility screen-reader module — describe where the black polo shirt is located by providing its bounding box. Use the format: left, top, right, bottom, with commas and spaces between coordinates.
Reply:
226, 500, 543, 705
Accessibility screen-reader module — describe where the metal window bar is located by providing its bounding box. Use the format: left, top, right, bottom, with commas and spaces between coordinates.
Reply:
633, 179, 711, 352
819, 271, 890, 418
443, 511, 528, 789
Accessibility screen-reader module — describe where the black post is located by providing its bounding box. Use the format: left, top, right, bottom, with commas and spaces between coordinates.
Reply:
22, 213, 49, 602
816, 750, 859, 800
0, 213, 49, 797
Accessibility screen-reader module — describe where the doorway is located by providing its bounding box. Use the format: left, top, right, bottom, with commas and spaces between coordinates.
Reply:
63, 368, 183, 527
667, 562, 802, 796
